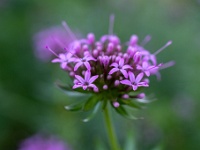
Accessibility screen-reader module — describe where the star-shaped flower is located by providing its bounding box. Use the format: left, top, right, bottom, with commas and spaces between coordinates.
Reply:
120, 72, 148, 90
73, 71, 99, 91
109, 58, 132, 78
136, 61, 160, 76
52, 52, 74, 69
74, 55, 96, 71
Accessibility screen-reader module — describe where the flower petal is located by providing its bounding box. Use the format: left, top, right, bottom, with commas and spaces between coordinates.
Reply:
136, 65, 143, 70
122, 65, 132, 70
110, 63, 118, 68
120, 80, 132, 86
120, 69, 128, 78
59, 54, 66, 60
75, 75, 85, 83
88, 75, 99, 84
72, 84, 83, 89
144, 71, 150, 77
119, 58, 124, 67
83, 85, 88, 90
138, 82, 149, 87
135, 73, 144, 83
88, 84, 98, 90
109, 68, 119, 75
61, 62, 67, 69
132, 85, 138, 91
84, 70, 91, 82
84, 62, 91, 70
150, 55, 157, 65
52, 58, 61, 63
74, 62, 83, 71
86, 56, 96, 61
142, 62, 149, 69
128, 72, 135, 83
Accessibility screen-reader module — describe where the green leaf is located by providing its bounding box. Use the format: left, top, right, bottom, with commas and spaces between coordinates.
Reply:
136, 98, 154, 103
82, 102, 101, 122
55, 81, 89, 94
121, 100, 141, 109
83, 96, 99, 111
64, 102, 84, 111
114, 105, 137, 120
55, 82, 73, 91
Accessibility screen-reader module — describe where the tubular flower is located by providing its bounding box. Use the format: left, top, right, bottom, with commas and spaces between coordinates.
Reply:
48, 18, 173, 120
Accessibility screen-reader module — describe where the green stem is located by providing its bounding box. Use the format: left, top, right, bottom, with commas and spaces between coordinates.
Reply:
103, 104, 121, 150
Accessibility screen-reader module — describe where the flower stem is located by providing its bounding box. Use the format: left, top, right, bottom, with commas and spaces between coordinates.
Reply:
103, 104, 121, 150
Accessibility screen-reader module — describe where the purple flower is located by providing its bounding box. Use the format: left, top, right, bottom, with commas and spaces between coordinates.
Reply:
136, 61, 160, 76
74, 55, 96, 71
52, 52, 74, 69
109, 58, 132, 78
120, 72, 149, 91
73, 70, 99, 91
18, 134, 70, 150
48, 17, 173, 109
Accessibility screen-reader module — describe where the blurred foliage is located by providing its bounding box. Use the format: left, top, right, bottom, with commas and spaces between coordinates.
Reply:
1, 0, 200, 150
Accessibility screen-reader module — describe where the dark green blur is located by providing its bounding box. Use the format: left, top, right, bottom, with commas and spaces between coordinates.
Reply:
0, 0, 200, 149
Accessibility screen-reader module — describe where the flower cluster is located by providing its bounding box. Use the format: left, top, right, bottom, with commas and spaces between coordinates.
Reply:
18, 134, 70, 150
47, 18, 174, 119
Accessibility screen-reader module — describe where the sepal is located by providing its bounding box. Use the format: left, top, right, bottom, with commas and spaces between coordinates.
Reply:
113, 104, 137, 120
64, 102, 84, 111
82, 102, 101, 122
120, 99, 141, 109
83, 96, 99, 111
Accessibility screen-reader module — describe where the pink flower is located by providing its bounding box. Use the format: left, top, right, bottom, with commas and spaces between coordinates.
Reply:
74, 55, 96, 71
52, 52, 74, 69
120, 72, 149, 90
109, 58, 132, 78
49, 17, 173, 109
73, 70, 99, 91
136, 61, 160, 76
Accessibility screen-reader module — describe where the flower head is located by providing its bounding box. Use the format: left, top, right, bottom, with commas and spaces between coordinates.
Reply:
48, 16, 173, 118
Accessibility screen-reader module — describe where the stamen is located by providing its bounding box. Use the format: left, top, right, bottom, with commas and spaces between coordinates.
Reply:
46, 46, 59, 57
153, 41, 172, 56
62, 21, 76, 40
160, 61, 175, 70
109, 14, 115, 35
140, 35, 151, 46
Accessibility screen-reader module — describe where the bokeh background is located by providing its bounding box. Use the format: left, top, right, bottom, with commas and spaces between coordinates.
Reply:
1, 0, 200, 149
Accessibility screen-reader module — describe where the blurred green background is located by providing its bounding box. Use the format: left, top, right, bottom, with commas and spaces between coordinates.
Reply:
1, 0, 200, 149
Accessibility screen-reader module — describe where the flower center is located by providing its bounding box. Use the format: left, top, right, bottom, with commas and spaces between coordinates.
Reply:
84, 82, 89, 85
82, 58, 86, 62
118, 66, 122, 69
